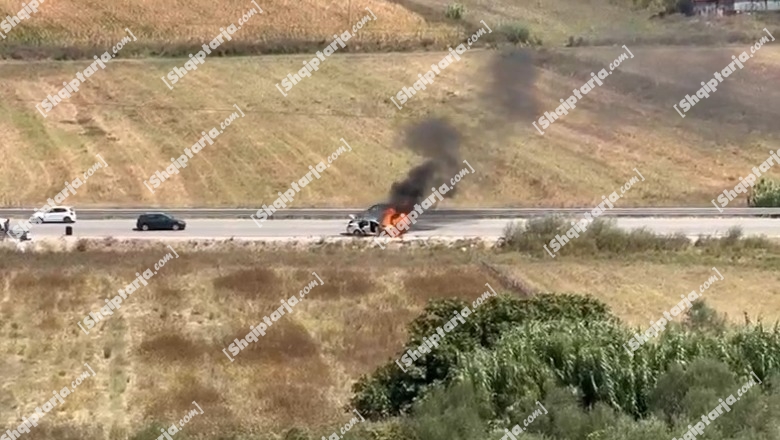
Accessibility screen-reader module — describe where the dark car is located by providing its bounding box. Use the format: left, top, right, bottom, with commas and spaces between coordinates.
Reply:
136, 213, 186, 231
362, 203, 414, 221
363, 204, 389, 221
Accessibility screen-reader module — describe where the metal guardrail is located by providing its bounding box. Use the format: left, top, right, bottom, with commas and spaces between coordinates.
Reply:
1, 207, 780, 220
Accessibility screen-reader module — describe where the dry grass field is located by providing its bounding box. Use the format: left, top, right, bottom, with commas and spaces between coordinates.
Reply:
413, 0, 780, 45
498, 256, 780, 327
0, 0, 457, 51
0, 245, 503, 438
1, 0, 775, 52
1, 244, 780, 438
2, 46, 780, 208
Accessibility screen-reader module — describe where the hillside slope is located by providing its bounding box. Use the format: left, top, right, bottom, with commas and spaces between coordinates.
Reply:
1, 46, 779, 208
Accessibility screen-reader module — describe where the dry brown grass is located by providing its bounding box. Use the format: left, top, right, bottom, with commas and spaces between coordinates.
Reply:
212, 267, 280, 300
0, 0, 458, 52
403, 267, 495, 304
293, 268, 375, 300
0, 246, 493, 437
3, 244, 780, 437
3, 46, 780, 208
494, 255, 780, 327
0, 0, 770, 54
137, 332, 207, 363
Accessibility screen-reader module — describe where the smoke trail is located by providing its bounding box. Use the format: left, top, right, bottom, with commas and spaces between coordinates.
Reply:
387, 49, 537, 208
389, 118, 461, 206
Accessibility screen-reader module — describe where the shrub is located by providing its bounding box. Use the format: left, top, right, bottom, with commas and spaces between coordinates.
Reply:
499, 24, 532, 45
341, 421, 411, 440
677, 0, 695, 15
283, 427, 312, 440
405, 381, 490, 440
503, 217, 690, 257
350, 294, 617, 418
353, 287, 780, 423
684, 301, 727, 335
445, 3, 465, 20
748, 177, 780, 207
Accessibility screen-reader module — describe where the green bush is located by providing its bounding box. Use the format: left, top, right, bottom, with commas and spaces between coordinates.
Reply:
405, 381, 490, 440
341, 420, 411, 440
499, 24, 532, 45
352, 290, 780, 424
445, 3, 465, 20
631, 0, 689, 14
503, 216, 780, 258
283, 427, 312, 440
748, 177, 780, 207
502, 217, 690, 257
351, 294, 619, 418
683, 301, 728, 335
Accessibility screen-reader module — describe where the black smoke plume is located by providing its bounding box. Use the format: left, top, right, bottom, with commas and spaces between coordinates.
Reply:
485, 49, 537, 121
387, 49, 537, 209
389, 118, 461, 207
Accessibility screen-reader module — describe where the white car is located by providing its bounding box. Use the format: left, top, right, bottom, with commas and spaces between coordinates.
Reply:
31, 206, 77, 223
346, 215, 380, 236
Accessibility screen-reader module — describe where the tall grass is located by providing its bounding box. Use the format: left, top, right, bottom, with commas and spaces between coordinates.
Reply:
502, 217, 775, 258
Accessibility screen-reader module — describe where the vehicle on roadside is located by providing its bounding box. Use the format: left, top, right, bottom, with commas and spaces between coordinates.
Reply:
136, 213, 186, 231
346, 215, 380, 236
360, 202, 413, 220
347, 202, 416, 237
364, 203, 389, 220
30, 206, 76, 223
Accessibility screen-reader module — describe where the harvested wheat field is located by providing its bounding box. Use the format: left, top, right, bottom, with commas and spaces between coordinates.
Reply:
2, 46, 780, 208
0, 0, 458, 51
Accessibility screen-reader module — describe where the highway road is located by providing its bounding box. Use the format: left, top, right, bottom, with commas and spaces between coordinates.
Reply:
11, 217, 780, 241
3, 207, 780, 220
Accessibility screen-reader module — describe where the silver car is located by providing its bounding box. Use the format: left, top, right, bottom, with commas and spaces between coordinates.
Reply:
346, 215, 380, 236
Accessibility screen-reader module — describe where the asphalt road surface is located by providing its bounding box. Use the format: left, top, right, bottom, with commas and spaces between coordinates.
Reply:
12, 218, 780, 241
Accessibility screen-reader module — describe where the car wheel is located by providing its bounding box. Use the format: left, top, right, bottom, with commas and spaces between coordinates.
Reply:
64, 217, 73, 223
172, 224, 180, 231
141, 224, 150, 231
351, 228, 364, 236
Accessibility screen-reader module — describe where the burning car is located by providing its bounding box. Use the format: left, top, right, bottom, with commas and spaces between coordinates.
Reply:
346, 203, 414, 237
379, 206, 412, 237
346, 215, 380, 236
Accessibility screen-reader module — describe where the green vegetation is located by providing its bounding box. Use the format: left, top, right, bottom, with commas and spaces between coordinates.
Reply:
630, 0, 693, 14
498, 23, 538, 46
338, 294, 780, 440
749, 177, 780, 208
445, 3, 466, 20
502, 217, 775, 258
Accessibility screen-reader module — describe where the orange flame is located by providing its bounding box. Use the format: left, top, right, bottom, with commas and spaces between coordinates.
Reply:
380, 207, 410, 237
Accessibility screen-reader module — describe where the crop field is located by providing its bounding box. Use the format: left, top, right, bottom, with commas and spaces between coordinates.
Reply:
1, 0, 772, 53
0, 0, 458, 54
1, 46, 780, 208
